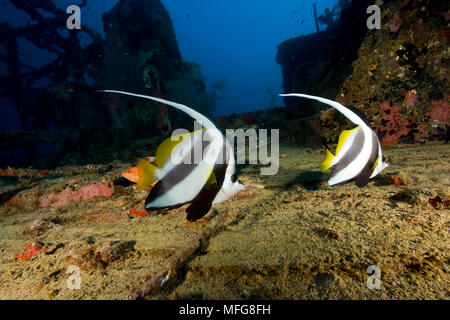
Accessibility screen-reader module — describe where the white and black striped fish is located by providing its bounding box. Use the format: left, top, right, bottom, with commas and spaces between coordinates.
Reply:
100, 90, 245, 221
280, 93, 388, 187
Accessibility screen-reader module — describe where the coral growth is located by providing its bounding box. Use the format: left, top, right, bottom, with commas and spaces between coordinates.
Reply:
40, 182, 113, 208
328, 0, 450, 145
376, 102, 413, 146
129, 208, 148, 217
428, 99, 449, 123
404, 91, 418, 105
388, 11, 402, 33
16, 242, 47, 262
375, 97, 449, 145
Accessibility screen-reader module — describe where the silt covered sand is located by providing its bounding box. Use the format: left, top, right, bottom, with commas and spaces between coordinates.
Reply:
0, 140, 448, 300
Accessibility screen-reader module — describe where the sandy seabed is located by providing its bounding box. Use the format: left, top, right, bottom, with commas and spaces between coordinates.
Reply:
0, 140, 448, 300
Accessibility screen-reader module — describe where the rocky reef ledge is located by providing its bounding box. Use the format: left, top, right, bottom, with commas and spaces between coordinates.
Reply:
277, 0, 448, 146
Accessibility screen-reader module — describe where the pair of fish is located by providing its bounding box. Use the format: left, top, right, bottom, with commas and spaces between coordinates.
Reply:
102, 90, 388, 221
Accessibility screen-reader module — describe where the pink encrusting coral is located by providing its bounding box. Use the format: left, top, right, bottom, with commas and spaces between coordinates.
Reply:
427, 99, 449, 123
441, 10, 450, 21
404, 91, 418, 105
376, 98, 449, 145
388, 11, 402, 33
40, 182, 113, 208
376, 102, 411, 146
414, 122, 430, 142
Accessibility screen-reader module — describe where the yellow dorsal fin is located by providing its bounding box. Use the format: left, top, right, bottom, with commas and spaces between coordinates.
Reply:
155, 129, 205, 168
137, 158, 158, 191
205, 168, 217, 188
320, 149, 335, 172
335, 125, 361, 156
155, 134, 186, 169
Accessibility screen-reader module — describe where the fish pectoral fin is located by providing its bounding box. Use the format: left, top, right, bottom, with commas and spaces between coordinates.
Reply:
186, 202, 212, 221
320, 149, 335, 172
137, 158, 158, 191
335, 125, 361, 156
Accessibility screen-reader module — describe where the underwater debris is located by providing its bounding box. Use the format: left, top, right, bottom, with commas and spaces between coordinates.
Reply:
16, 242, 47, 262
96, 241, 136, 265
129, 208, 228, 300
314, 227, 340, 240
428, 196, 449, 209
66, 240, 135, 268
5, 195, 18, 207
390, 188, 439, 208
129, 268, 172, 300
27, 219, 52, 236
428, 196, 442, 208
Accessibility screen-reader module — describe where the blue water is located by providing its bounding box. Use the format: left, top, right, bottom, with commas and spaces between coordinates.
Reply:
0, 0, 338, 117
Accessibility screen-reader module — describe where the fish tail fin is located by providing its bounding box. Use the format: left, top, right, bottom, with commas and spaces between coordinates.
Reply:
137, 158, 158, 191
320, 149, 335, 172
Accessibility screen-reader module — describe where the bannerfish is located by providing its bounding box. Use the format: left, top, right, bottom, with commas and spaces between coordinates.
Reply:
280, 93, 388, 187
100, 90, 246, 221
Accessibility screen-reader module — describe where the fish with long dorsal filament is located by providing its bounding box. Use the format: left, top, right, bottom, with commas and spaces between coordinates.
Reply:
280, 93, 388, 187
100, 90, 245, 221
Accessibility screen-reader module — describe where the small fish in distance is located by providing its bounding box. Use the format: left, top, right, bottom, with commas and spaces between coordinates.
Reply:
122, 157, 155, 184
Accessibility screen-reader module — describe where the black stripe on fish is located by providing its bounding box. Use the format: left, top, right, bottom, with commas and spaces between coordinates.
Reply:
354, 131, 380, 187
145, 138, 212, 210
186, 202, 212, 221
329, 127, 365, 185
182, 143, 230, 221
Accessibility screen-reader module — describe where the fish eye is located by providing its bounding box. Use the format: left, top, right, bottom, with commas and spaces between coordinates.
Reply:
231, 174, 238, 183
